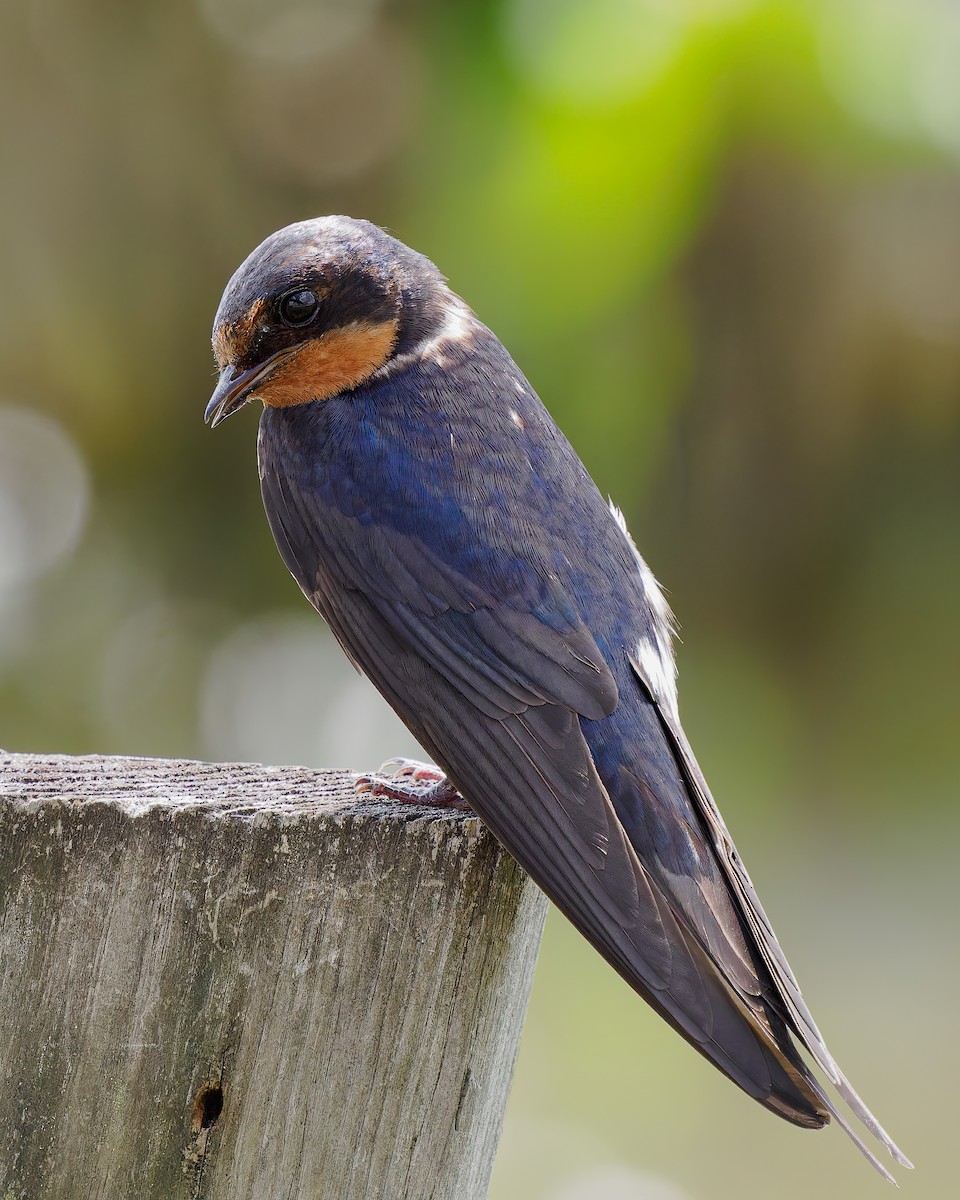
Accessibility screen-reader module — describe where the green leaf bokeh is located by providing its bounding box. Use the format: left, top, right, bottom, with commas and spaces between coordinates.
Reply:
1, 2, 955, 1196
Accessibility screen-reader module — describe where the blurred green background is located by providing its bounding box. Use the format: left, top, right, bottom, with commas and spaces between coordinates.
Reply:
1, 0, 956, 1196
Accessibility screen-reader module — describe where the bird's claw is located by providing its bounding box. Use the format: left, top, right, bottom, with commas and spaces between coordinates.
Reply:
354, 758, 472, 812
378, 757, 446, 784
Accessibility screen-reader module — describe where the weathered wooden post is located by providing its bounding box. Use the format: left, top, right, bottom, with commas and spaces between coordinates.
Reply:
0, 751, 548, 1199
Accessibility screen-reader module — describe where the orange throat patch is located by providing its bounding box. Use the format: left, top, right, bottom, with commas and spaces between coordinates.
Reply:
257, 319, 399, 408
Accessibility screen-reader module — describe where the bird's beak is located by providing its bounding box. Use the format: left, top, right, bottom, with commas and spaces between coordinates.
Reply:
204, 345, 300, 428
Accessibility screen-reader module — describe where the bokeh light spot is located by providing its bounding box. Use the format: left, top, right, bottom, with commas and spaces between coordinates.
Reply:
547, 1164, 692, 1200
226, 28, 417, 186
0, 405, 89, 594
197, 0, 384, 63
200, 613, 424, 770
98, 599, 224, 756
818, 0, 960, 155
503, 0, 685, 108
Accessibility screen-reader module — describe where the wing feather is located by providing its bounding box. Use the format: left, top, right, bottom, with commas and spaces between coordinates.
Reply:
628, 652, 912, 1172
260, 460, 836, 1124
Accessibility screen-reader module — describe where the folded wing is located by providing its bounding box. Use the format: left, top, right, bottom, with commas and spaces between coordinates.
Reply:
260, 456, 909, 1178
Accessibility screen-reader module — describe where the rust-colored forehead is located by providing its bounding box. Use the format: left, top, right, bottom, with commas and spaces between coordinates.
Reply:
212, 297, 267, 369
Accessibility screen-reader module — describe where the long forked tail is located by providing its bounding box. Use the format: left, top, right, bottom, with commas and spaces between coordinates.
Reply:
682, 770, 911, 1179
702, 799, 913, 1182
633, 660, 913, 1181
803, 1066, 913, 1185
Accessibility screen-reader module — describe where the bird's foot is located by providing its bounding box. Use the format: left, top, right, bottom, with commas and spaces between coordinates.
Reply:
355, 758, 472, 812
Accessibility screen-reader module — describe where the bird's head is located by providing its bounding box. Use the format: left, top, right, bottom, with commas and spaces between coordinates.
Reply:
205, 216, 456, 427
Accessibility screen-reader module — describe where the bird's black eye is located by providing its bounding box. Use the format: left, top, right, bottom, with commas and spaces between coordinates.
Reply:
278, 289, 319, 327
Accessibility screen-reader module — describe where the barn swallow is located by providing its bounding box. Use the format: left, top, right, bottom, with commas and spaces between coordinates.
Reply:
205, 216, 910, 1180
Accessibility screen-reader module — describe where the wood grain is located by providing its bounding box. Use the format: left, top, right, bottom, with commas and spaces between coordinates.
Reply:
0, 751, 547, 1200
